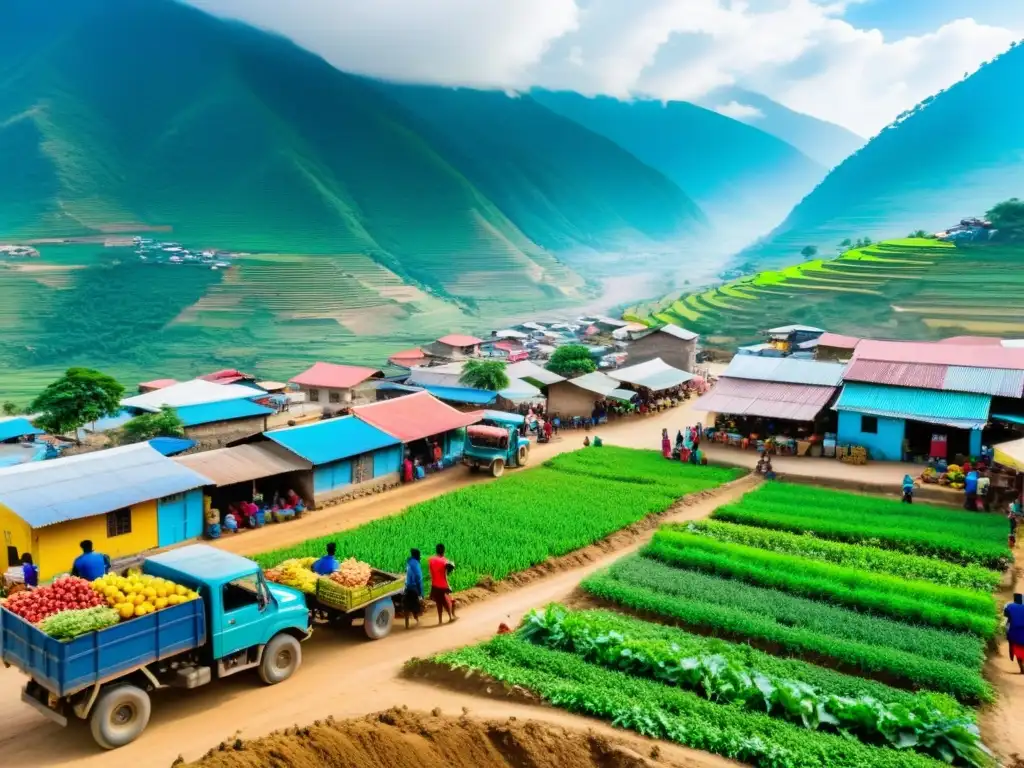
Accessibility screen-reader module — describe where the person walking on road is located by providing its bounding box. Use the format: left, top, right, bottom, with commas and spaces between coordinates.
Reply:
1005, 592, 1024, 673
404, 548, 423, 629
428, 543, 456, 625
71, 540, 110, 581
661, 428, 671, 459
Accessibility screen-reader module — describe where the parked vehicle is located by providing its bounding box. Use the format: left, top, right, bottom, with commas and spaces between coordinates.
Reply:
1, 545, 327, 749
463, 410, 530, 477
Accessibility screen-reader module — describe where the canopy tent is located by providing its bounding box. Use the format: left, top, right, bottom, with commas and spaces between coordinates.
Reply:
565, 371, 622, 396
352, 391, 481, 443
506, 360, 565, 386
833, 382, 991, 430
695, 377, 836, 421
608, 357, 693, 392
994, 438, 1024, 471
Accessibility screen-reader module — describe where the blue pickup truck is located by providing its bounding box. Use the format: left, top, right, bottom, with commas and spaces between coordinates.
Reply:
0, 545, 311, 749
463, 410, 531, 477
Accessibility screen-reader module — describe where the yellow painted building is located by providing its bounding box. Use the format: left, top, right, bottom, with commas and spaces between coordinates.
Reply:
0, 444, 211, 581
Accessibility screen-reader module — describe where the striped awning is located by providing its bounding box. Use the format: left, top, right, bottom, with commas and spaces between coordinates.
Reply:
834, 382, 991, 430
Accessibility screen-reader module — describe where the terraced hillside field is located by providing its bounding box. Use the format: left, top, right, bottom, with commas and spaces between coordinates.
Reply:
626, 238, 1024, 347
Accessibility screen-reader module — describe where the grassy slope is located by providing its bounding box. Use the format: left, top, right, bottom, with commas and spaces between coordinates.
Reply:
737, 43, 1024, 270
373, 82, 708, 254
627, 238, 1024, 344
530, 89, 826, 252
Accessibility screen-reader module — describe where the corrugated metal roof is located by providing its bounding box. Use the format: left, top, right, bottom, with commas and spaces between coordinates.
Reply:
148, 437, 196, 456
658, 324, 699, 341
943, 366, 1024, 398
0, 443, 212, 528
121, 379, 262, 412
609, 357, 693, 391
436, 334, 483, 346
816, 332, 861, 350
506, 360, 565, 386
174, 443, 311, 486
694, 378, 835, 421
290, 362, 382, 390
559, 371, 620, 395
767, 325, 825, 334
0, 418, 42, 442
834, 382, 991, 429
853, 339, 1024, 370
265, 415, 400, 465
175, 399, 275, 427
722, 356, 845, 387
421, 386, 497, 405
353, 391, 482, 443
938, 336, 1004, 346
843, 360, 948, 389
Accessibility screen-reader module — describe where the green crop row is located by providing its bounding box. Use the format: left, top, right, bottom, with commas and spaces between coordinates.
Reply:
255, 448, 736, 592
643, 530, 996, 637
581, 557, 990, 702
517, 605, 988, 765
543, 446, 743, 494
522, 607, 969, 718
712, 502, 1010, 570
432, 635, 953, 768
682, 520, 1001, 592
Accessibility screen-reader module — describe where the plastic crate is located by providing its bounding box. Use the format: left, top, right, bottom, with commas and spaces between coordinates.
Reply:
315, 570, 403, 613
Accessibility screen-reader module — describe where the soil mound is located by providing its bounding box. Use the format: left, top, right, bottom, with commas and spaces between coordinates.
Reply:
181, 707, 662, 768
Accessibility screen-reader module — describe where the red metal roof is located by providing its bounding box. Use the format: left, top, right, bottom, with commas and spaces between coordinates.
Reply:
938, 336, 1004, 346
290, 362, 382, 389
200, 369, 251, 385
694, 377, 836, 421
816, 332, 861, 350
843, 359, 948, 389
352, 391, 481, 442
437, 334, 483, 347
853, 339, 1024, 370
138, 378, 178, 390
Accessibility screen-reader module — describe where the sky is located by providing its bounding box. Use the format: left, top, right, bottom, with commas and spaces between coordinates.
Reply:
186, 0, 1024, 137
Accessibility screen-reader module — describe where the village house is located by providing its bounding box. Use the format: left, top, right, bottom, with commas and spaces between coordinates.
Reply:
814, 332, 862, 362
627, 324, 700, 373
546, 371, 635, 418
0, 443, 212, 580
421, 334, 483, 361
289, 362, 384, 414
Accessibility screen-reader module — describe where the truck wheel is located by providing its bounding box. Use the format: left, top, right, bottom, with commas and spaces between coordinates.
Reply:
364, 598, 395, 640
259, 633, 302, 685
468, 463, 479, 473
517, 445, 529, 466
89, 685, 151, 750
490, 458, 505, 478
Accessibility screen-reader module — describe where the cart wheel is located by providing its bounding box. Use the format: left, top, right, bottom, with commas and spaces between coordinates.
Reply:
259, 633, 302, 684
517, 444, 529, 466
364, 598, 395, 640
490, 458, 505, 478
90, 685, 151, 750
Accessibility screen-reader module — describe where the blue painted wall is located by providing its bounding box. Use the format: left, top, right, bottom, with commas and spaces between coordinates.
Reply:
373, 445, 402, 476
837, 411, 905, 461
157, 489, 204, 547
970, 429, 982, 457
314, 460, 352, 494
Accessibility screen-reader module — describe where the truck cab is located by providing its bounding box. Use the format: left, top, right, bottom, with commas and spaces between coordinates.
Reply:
463, 410, 531, 477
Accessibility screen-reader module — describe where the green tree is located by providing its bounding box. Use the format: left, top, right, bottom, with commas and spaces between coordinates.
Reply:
459, 359, 511, 391
546, 344, 597, 378
908, 229, 930, 238
1, 402, 19, 416
121, 406, 185, 444
800, 246, 818, 260
987, 198, 1024, 242
29, 367, 125, 440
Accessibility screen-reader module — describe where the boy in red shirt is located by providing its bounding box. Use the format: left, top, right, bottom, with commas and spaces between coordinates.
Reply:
428, 543, 456, 624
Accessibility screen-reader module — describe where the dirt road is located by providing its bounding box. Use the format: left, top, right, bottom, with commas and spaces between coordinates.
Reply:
0, 474, 756, 768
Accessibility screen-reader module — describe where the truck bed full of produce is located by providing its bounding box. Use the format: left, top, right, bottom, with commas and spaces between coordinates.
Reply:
0, 599, 206, 697
314, 570, 405, 613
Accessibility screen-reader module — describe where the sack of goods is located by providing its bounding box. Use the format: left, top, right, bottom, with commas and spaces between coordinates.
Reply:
329, 558, 372, 589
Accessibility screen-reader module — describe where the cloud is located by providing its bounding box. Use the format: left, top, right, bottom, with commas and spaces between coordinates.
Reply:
712, 101, 765, 121
186, 0, 1021, 135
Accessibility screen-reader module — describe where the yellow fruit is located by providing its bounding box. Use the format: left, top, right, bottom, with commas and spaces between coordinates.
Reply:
133, 593, 145, 605
175, 585, 187, 596
156, 587, 168, 599
118, 604, 135, 619
134, 605, 147, 617
155, 597, 168, 609
141, 601, 154, 613
141, 587, 156, 599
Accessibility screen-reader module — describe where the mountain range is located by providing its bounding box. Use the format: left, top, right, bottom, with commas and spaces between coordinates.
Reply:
736, 41, 1024, 270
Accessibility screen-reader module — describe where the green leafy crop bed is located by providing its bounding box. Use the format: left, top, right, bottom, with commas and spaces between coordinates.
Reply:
255, 448, 742, 592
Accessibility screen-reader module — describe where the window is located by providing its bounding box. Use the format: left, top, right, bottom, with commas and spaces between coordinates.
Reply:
329, 391, 341, 404
106, 508, 132, 538
161, 493, 184, 503
860, 415, 878, 434
308, 389, 320, 403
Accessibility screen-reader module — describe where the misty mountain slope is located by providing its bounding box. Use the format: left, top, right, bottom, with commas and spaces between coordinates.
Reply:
530, 90, 827, 252
739, 42, 1024, 270
0, 0, 587, 305
373, 82, 709, 254
695, 87, 865, 168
